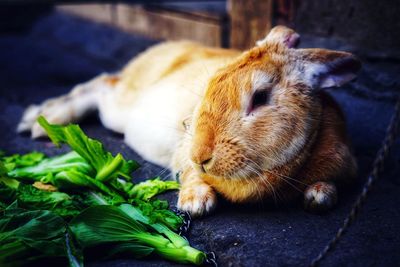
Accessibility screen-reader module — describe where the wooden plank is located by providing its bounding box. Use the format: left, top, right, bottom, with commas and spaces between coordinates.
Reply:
228, 0, 273, 50
116, 4, 222, 46
145, 2, 227, 22
58, 4, 114, 24
57, 4, 224, 47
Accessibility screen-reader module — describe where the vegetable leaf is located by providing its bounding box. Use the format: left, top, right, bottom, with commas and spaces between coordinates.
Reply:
1, 151, 45, 172
16, 183, 81, 218
0, 208, 67, 266
0, 118, 205, 266
128, 178, 180, 200
70, 205, 147, 247
84, 242, 154, 260
38, 116, 139, 182
0, 163, 19, 209
65, 230, 84, 267
103, 242, 154, 259
131, 199, 183, 231
43, 170, 124, 200
73, 191, 126, 207
0, 182, 17, 208
8, 151, 93, 181
119, 204, 187, 248
70, 205, 205, 265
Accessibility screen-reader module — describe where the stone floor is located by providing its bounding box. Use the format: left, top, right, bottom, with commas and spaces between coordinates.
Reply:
0, 11, 399, 267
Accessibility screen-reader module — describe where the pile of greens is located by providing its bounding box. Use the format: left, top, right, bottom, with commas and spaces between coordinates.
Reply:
0, 116, 205, 266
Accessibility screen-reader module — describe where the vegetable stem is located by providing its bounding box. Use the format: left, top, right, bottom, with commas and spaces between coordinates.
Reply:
95, 154, 124, 182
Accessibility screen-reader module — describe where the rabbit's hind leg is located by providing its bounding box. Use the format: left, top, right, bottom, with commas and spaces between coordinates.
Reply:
17, 73, 115, 138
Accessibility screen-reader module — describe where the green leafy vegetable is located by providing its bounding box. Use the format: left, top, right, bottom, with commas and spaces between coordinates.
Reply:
101, 242, 154, 259
131, 199, 183, 231
108, 178, 135, 198
16, 183, 81, 218
83, 241, 155, 261
0, 182, 17, 209
119, 204, 187, 248
38, 116, 139, 181
8, 152, 93, 181
0, 207, 83, 267
128, 178, 180, 200
70, 205, 205, 265
0, 180, 81, 218
65, 230, 84, 267
75, 190, 126, 207
0, 163, 19, 209
1, 151, 45, 172
0, 117, 203, 266
42, 170, 124, 200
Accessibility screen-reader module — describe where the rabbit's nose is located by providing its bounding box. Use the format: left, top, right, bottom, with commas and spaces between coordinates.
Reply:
191, 146, 213, 173
199, 157, 212, 173
193, 156, 213, 173
200, 157, 212, 166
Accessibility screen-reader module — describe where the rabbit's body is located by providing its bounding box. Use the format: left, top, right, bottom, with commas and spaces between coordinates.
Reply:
19, 26, 359, 216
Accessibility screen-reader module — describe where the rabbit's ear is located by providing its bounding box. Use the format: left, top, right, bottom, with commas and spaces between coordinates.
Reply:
256, 26, 300, 48
298, 48, 361, 89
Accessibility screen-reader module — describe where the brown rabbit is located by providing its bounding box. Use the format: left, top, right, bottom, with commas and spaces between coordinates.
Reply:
18, 26, 360, 216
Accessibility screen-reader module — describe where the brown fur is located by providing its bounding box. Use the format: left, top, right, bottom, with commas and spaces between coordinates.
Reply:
178, 26, 360, 214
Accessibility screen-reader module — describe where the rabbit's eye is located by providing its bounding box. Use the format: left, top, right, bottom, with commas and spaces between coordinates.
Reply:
248, 89, 270, 114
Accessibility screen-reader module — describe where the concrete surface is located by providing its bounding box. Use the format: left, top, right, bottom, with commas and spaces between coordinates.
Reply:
0, 11, 399, 267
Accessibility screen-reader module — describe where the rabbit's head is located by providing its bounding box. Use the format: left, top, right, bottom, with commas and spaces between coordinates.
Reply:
190, 26, 360, 179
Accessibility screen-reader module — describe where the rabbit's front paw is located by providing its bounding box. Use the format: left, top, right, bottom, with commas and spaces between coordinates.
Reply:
304, 181, 337, 213
178, 182, 216, 217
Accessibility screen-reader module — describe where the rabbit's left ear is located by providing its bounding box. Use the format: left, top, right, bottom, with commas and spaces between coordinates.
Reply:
298, 48, 362, 89
256, 26, 300, 48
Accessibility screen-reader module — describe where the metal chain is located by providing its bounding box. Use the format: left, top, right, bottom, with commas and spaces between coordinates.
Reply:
172, 207, 219, 266
172, 207, 192, 236
204, 252, 218, 267
310, 96, 400, 267
173, 170, 218, 266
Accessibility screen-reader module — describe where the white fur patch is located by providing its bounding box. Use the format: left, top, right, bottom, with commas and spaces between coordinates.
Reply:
251, 70, 272, 91
178, 183, 216, 217
278, 122, 309, 164
303, 62, 329, 88
256, 36, 269, 47
299, 62, 357, 89
304, 182, 338, 211
124, 81, 201, 168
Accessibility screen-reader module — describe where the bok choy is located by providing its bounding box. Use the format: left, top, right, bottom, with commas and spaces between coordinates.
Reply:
0, 117, 205, 266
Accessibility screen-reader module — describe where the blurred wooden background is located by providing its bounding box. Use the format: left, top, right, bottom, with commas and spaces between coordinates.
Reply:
2, 0, 397, 57
57, 0, 297, 50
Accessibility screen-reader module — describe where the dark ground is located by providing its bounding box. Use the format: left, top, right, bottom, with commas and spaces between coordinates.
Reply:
0, 11, 400, 267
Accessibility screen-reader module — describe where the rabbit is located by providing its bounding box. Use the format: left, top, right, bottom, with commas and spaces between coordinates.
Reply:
18, 26, 360, 217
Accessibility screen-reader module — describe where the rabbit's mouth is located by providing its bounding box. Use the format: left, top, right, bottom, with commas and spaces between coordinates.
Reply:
193, 151, 260, 180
